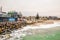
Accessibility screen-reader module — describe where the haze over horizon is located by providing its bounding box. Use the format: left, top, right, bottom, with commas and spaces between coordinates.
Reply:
0, 0, 60, 17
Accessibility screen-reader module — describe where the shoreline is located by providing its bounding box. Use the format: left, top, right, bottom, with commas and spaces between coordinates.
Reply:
0, 21, 60, 40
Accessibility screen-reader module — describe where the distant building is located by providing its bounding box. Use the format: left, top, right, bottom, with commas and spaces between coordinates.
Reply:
48, 16, 58, 20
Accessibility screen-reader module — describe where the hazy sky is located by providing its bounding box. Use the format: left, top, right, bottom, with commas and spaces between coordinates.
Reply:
0, 0, 60, 17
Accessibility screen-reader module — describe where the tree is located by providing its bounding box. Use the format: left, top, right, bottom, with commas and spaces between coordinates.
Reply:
35, 13, 39, 19
18, 12, 22, 18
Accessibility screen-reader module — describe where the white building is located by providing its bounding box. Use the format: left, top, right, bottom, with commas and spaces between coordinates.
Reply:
0, 6, 7, 17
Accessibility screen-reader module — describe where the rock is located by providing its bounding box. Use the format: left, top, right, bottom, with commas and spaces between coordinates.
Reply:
5, 34, 11, 39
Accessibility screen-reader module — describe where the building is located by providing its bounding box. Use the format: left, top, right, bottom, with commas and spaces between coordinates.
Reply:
0, 6, 18, 22
0, 6, 6, 17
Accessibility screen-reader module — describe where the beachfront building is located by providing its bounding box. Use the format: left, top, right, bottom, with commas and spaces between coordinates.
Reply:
0, 7, 18, 22
0, 6, 6, 17
8, 11, 19, 18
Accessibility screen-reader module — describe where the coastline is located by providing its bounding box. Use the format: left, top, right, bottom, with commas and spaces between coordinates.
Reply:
0, 20, 60, 40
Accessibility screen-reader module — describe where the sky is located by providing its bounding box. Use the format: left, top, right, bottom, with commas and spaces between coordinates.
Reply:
0, 0, 60, 17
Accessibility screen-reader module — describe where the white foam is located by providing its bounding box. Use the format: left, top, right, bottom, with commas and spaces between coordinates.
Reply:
1, 22, 60, 40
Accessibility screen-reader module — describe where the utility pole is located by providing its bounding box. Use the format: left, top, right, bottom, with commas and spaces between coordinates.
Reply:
0, 6, 2, 12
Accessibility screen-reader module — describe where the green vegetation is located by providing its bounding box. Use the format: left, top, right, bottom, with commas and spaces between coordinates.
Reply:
35, 13, 39, 19
8, 11, 17, 15
23, 31, 60, 40
8, 11, 18, 17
